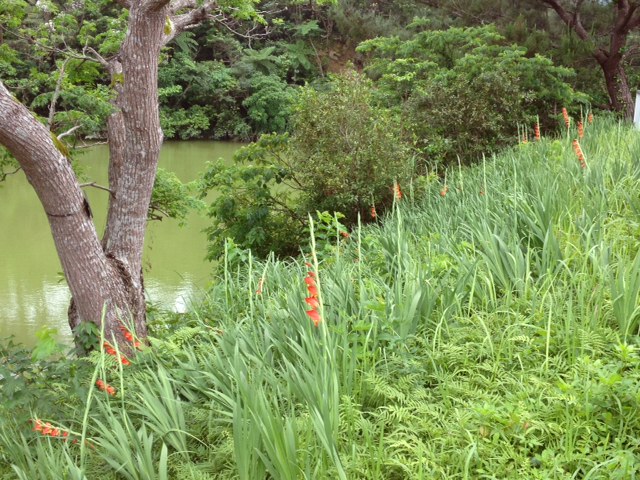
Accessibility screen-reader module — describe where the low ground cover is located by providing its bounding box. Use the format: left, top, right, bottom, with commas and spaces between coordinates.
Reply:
1, 117, 640, 479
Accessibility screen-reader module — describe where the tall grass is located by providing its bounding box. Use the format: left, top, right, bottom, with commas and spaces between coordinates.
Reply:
2, 117, 640, 478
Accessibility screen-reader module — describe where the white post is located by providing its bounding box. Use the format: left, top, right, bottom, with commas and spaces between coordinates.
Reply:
635, 90, 640, 129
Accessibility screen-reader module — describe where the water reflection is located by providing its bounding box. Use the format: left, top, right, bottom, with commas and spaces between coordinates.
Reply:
0, 141, 239, 346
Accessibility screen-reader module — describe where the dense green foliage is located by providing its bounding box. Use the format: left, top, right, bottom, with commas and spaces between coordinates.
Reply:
2, 0, 637, 146
199, 72, 414, 259
358, 25, 580, 166
422, 0, 640, 111
198, 30, 578, 258
3, 119, 640, 478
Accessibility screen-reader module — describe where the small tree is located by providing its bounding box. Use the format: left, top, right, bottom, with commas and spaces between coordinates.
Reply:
0, 0, 267, 348
201, 72, 414, 259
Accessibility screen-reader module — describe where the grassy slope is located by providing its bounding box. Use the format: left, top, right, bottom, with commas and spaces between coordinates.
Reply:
2, 118, 640, 479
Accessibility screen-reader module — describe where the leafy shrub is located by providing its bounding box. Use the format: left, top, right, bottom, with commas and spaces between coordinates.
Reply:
290, 72, 413, 222
149, 168, 204, 224
358, 25, 581, 167
200, 72, 414, 259
160, 105, 213, 140
242, 74, 297, 135
200, 133, 304, 259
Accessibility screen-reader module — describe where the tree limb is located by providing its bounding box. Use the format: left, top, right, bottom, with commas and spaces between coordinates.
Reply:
0, 25, 111, 68
80, 182, 115, 195
537, 0, 590, 41
165, 1, 269, 44
58, 125, 82, 140
170, 0, 199, 13
48, 58, 70, 130
0, 166, 22, 182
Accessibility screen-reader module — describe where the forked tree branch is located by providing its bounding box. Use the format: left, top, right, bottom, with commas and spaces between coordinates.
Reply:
0, 166, 22, 182
538, 0, 590, 41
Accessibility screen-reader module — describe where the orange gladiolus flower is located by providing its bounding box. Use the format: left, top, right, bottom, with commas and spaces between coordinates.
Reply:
32, 419, 43, 432
306, 309, 321, 327
305, 296, 320, 309
577, 121, 584, 138
32, 419, 70, 439
534, 122, 541, 141
119, 324, 138, 343
588, 112, 594, 124
573, 139, 587, 169
97, 379, 117, 395
370, 206, 377, 219
103, 342, 116, 355
303, 264, 321, 326
393, 183, 402, 200
341, 231, 350, 239
562, 108, 570, 128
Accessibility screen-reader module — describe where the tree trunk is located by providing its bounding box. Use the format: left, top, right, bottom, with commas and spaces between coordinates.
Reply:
0, 82, 134, 345
93, 1, 169, 340
72, 0, 171, 343
538, 0, 639, 121
0, 0, 170, 348
0, 0, 224, 349
600, 56, 634, 121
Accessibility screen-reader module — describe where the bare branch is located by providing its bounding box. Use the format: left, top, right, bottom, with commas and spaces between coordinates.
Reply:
75, 140, 108, 149
170, 0, 198, 13
83, 46, 110, 69
80, 182, 115, 195
167, 6, 213, 43
148, 205, 170, 220
48, 58, 70, 130
58, 125, 82, 140
537, 0, 590, 41
165, 1, 270, 45
0, 166, 22, 182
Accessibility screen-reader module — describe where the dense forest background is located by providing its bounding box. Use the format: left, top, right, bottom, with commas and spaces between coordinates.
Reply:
2, 0, 638, 143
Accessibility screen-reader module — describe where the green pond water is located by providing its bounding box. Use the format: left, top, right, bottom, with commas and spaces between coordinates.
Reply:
0, 141, 240, 347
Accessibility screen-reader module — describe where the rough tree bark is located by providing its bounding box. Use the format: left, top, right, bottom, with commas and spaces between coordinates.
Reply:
538, 0, 640, 121
0, 0, 233, 348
